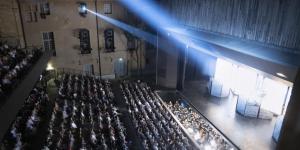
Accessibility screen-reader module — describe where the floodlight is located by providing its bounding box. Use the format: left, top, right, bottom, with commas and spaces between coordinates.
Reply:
78, 2, 87, 16
276, 72, 287, 78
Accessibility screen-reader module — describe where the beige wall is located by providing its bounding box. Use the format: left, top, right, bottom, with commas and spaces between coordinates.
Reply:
0, 0, 24, 47
20, 0, 145, 76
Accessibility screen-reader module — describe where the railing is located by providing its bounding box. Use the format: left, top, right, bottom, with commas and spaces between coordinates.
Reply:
23, 47, 44, 55
57, 68, 93, 76
56, 68, 101, 78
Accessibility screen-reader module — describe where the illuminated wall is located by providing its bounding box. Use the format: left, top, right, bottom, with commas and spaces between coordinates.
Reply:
19, 0, 146, 76
214, 58, 291, 114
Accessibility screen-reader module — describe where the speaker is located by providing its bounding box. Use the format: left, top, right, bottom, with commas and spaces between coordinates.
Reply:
104, 29, 114, 52
79, 29, 92, 54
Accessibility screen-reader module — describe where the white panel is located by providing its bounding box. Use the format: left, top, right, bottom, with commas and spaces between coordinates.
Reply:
261, 78, 289, 115
244, 105, 259, 118
236, 96, 247, 114
211, 79, 222, 97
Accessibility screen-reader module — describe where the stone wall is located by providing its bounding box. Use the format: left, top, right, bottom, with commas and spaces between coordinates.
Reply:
19, 0, 145, 76
0, 0, 24, 47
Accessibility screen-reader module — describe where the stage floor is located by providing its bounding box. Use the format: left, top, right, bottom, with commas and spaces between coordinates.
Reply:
179, 80, 277, 150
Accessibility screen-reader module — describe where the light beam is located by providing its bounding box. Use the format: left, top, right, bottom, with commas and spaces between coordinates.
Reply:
119, 0, 220, 57
86, 8, 157, 46
85, 2, 220, 78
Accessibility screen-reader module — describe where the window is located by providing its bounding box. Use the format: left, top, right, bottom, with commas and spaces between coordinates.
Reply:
42, 32, 55, 51
79, 29, 92, 54
40, 2, 50, 19
104, 3, 112, 14
25, 4, 38, 22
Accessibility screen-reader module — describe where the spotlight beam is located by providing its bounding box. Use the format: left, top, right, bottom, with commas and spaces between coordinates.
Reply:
86, 5, 219, 63
119, 0, 175, 31
86, 8, 157, 46
119, 0, 220, 58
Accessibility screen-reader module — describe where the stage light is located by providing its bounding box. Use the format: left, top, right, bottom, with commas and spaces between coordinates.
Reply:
46, 63, 54, 71
82, 5, 86, 11
78, 2, 87, 16
276, 72, 287, 78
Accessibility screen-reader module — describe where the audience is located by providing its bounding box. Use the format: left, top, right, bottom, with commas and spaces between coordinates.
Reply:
0, 42, 42, 100
2, 71, 234, 150
120, 80, 192, 150
43, 74, 128, 150
1, 82, 49, 149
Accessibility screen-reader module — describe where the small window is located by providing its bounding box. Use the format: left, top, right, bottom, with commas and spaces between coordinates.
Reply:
104, 3, 112, 14
42, 32, 55, 51
40, 2, 50, 19
25, 4, 38, 22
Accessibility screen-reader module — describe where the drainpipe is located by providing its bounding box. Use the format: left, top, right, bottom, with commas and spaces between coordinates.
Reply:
95, 0, 101, 78
16, 0, 27, 48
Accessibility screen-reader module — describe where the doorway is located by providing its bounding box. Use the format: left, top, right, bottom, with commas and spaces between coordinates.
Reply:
83, 64, 94, 75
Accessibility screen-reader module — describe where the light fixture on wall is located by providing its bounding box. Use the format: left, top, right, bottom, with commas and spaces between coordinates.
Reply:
276, 72, 287, 78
